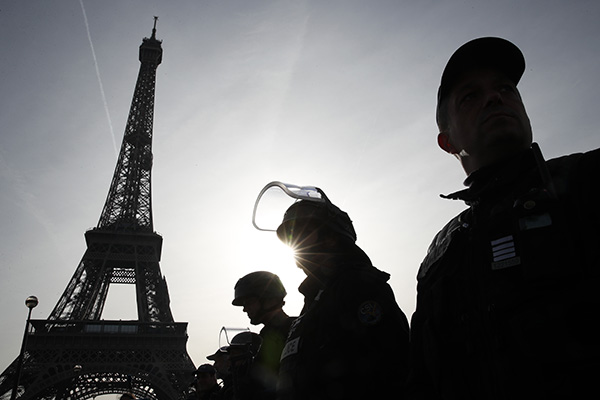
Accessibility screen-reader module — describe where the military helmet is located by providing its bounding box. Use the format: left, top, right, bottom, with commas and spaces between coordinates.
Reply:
251, 181, 357, 244
276, 196, 357, 244
232, 271, 287, 306
195, 364, 216, 375
226, 331, 263, 362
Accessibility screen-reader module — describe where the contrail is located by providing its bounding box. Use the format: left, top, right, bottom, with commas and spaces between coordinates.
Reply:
79, 0, 119, 157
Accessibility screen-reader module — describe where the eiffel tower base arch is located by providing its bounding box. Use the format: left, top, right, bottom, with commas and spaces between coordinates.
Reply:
0, 320, 195, 400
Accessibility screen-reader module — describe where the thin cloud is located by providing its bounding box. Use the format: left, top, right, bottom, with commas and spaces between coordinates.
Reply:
79, 0, 118, 157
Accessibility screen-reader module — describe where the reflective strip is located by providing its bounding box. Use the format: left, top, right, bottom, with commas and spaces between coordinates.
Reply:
491, 235, 513, 246
492, 235, 516, 262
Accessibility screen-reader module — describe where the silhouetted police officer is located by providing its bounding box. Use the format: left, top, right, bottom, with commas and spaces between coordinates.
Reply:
226, 331, 269, 400
409, 37, 600, 399
274, 189, 410, 400
233, 271, 295, 392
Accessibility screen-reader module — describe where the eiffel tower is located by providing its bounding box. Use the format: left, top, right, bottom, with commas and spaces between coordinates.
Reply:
0, 18, 195, 400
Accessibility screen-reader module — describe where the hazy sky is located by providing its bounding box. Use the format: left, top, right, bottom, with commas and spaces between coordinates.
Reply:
1, 0, 599, 396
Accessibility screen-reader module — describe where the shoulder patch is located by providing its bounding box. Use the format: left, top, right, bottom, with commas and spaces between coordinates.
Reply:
358, 300, 382, 325
418, 211, 469, 280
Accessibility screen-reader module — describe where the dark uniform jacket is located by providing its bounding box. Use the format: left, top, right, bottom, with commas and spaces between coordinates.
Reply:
259, 313, 296, 374
278, 245, 410, 400
198, 383, 222, 400
409, 146, 600, 399
253, 313, 296, 399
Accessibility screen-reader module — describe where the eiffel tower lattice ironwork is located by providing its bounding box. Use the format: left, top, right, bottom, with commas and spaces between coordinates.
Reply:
0, 18, 196, 400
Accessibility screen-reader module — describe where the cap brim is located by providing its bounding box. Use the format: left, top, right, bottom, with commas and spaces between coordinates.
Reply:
231, 298, 244, 306
206, 347, 228, 360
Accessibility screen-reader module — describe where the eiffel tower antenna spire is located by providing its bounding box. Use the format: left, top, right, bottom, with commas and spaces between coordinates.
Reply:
0, 19, 195, 400
152, 16, 158, 38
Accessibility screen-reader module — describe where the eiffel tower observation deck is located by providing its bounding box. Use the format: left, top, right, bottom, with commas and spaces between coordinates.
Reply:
0, 18, 196, 400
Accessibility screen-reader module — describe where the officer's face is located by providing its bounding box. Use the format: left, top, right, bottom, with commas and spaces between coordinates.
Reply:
281, 219, 321, 249
292, 228, 340, 277
438, 68, 532, 174
212, 354, 230, 377
241, 297, 262, 325
228, 347, 250, 368
195, 372, 216, 391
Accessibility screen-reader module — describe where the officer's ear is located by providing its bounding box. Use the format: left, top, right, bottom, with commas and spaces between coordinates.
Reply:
437, 131, 458, 154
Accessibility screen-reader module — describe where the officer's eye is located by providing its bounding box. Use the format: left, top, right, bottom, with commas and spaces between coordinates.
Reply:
499, 84, 516, 93
459, 91, 477, 106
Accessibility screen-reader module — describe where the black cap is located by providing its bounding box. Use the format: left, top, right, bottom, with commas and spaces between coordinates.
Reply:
436, 37, 525, 127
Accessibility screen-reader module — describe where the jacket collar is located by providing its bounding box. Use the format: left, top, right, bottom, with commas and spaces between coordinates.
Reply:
441, 147, 537, 205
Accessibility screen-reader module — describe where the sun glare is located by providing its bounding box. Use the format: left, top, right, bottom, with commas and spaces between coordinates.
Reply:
242, 231, 306, 316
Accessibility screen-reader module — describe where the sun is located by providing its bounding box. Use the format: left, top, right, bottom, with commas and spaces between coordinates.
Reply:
240, 229, 306, 316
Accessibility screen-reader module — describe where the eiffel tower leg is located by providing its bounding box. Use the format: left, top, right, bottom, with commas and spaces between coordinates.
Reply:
0, 359, 19, 400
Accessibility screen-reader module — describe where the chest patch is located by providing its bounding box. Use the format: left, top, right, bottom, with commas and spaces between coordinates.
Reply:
280, 337, 300, 361
490, 235, 521, 270
358, 300, 382, 325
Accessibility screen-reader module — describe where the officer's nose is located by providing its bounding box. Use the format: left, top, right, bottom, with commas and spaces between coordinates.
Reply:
484, 88, 503, 107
